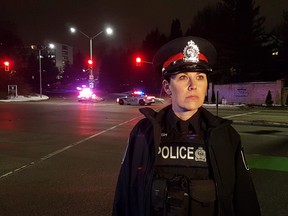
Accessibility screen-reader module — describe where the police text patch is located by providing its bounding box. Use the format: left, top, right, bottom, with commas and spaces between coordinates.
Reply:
157, 141, 208, 168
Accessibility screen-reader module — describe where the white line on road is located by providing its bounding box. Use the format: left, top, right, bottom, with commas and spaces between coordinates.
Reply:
0, 116, 140, 180
224, 111, 260, 118
0, 110, 260, 180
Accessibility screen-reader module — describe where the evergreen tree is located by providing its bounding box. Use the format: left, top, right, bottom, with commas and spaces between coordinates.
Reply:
169, 19, 183, 40
0, 20, 23, 56
140, 29, 167, 90
265, 90, 273, 105
274, 10, 288, 81
99, 49, 133, 92
186, 0, 266, 83
141, 28, 167, 59
225, 0, 266, 81
61, 52, 87, 85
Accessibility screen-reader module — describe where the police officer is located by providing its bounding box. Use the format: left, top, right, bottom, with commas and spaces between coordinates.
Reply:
112, 36, 261, 216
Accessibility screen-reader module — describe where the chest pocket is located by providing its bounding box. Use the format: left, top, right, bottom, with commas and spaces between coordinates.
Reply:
152, 177, 216, 216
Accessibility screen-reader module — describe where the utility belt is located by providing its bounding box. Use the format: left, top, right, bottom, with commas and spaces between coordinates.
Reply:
152, 175, 216, 216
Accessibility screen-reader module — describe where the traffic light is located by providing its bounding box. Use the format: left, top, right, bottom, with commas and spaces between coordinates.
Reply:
4, 61, 10, 71
88, 59, 93, 66
135, 57, 142, 66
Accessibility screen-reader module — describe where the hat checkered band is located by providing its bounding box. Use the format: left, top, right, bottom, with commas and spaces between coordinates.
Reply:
183, 40, 199, 63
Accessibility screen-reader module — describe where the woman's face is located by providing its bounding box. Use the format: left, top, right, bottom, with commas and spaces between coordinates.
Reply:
162, 72, 208, 118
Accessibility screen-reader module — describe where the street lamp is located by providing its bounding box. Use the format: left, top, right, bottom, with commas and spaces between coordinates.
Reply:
70, 26, 113, 88
32, 43, 55, 98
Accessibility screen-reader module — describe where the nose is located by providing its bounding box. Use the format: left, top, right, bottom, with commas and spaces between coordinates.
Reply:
188, 78, 196, 90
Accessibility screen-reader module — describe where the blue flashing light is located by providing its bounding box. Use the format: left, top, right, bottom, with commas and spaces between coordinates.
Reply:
133, 90, 144, 95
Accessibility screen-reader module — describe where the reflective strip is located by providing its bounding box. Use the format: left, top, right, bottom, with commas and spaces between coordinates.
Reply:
241, 150, 250, 170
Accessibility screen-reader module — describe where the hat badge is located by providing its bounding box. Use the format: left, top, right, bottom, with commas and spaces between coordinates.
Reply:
183, 40, 200, 63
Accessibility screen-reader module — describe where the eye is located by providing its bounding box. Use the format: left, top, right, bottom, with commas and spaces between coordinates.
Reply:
178, 74, 188, 80
196, 73, 206, 80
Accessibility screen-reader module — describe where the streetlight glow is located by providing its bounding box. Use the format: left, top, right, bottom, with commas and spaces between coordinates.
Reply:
69, 25, 114, 89
31, 43, 55, 98
106, 27, 113, 35
49, 43, 55, 49
70, 27, 76, 33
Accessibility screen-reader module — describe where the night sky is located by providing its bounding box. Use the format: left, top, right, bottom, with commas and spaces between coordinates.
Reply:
1, 0, 288, 54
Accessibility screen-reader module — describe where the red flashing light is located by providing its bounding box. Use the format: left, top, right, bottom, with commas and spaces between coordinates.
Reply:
88, 59, 93, 65
135, 57, 141, 66
4, 61, 10, 71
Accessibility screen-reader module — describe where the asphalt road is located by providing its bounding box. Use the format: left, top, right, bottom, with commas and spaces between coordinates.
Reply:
0, 97, 287, 216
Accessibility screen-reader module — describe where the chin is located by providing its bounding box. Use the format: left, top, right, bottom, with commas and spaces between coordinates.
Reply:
181, 104, 202, 112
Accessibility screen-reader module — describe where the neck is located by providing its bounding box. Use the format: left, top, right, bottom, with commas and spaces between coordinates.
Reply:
172, 108, 198, 121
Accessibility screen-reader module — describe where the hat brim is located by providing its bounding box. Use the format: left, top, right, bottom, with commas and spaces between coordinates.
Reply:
163, 60, 212, 76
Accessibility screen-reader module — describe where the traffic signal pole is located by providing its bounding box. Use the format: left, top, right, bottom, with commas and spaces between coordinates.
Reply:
89, 38, 94, 89
135, 57, 152, 66
39, 49, 43, 98
89, 38, 93, 77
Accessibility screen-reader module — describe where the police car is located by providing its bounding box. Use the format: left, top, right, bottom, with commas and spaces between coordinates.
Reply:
116, 90, 155, 105
77, 86, 103, 102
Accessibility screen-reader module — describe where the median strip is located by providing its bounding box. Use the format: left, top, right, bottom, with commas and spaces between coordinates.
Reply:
246, 154, 288, 172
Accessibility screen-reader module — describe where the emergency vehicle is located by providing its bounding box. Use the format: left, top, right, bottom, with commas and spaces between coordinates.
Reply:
116, 90, 155, 105
77, 86, 103, 102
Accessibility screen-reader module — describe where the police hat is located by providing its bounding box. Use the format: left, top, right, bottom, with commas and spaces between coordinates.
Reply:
153, 36, 216, 77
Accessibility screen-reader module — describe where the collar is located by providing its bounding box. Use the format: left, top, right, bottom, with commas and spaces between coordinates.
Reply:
139, 105, 232, 130
166, 107, 202, 134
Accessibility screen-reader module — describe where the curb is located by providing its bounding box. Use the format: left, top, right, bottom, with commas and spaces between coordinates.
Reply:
232, 120, 288, 128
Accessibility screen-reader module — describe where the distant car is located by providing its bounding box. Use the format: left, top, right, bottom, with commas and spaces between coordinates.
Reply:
116, 90, 155, 106
77, 87, 103, 102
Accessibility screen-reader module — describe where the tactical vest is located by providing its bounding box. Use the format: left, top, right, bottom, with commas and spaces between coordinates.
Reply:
152, 124, 216, 216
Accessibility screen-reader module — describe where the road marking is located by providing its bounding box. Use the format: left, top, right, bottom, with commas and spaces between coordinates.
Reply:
246, 154, 288, 172
0, 116, 141, 180
0, 110, 282, 179
224, 111, 260, 119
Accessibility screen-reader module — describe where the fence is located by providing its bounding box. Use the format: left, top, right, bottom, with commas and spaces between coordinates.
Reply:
207, 79, 287, 105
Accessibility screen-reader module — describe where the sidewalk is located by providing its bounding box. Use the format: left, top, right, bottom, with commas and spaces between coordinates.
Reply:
0, 95, 49, 102
203, 104, 288, 128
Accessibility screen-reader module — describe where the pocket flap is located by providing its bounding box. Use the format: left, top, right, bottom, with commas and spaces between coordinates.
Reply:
190, 180, 216, 203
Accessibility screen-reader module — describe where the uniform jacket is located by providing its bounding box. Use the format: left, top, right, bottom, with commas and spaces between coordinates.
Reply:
112, 105, 261, 216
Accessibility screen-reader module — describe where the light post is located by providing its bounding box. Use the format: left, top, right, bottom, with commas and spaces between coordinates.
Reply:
70, 26, 113, 88
32, 43, 55, 98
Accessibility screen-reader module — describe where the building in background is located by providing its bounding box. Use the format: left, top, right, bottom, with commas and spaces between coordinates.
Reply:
48, 43, 73, 79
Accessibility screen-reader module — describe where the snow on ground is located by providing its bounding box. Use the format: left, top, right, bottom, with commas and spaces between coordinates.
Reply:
0, 95, 49, 102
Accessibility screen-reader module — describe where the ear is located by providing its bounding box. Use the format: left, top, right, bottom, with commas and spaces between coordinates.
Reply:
162, 80, 171, 95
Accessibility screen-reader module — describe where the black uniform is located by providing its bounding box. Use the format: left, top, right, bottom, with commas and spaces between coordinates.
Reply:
112, 105, 261, 216
152, 108, 215, 216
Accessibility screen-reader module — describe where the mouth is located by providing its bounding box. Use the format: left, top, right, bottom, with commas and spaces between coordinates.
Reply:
186, 95, 199, 100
